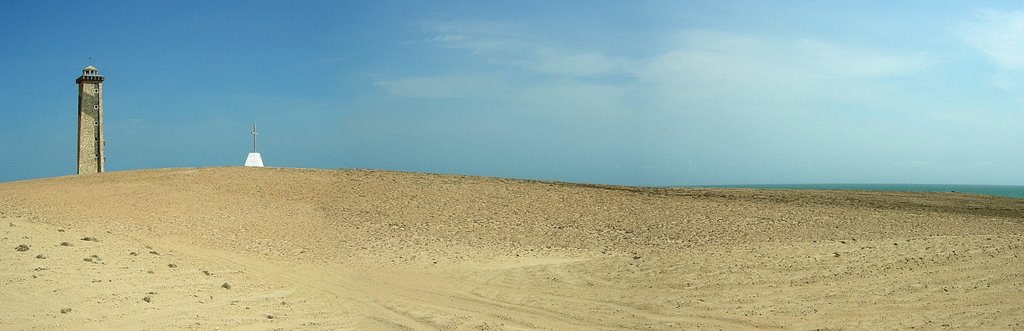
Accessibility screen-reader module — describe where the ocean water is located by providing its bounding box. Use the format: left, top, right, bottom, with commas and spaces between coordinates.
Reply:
698, 184, 1024, 199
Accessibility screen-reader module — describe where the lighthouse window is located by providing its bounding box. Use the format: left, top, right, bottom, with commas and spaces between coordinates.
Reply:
93, 105, 99, 109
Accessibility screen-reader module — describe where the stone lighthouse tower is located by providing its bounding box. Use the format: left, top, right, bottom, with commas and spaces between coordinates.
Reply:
76, 65, 104, 174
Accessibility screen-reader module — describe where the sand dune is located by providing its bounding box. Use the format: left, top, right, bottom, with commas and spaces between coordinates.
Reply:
1, 167, 1022, 329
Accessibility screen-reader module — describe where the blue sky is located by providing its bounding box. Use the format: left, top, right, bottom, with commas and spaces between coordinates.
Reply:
1, 1, 1022, 185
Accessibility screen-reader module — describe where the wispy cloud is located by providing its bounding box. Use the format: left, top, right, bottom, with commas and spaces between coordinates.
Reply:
796, 39, 936, 78
416, 23, 936, 106
961, 9, 1024, 71
344, 11, 1024, 185
375, 21, 950, 175
424, 20, 534, 53
422, 20, 632, 78
513, 48, 630, 77
960, 9, 1024, 100
374, 74, 508, 99
637, 30, 938, 108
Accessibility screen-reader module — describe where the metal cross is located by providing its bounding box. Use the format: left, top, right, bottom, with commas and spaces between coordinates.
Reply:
251, 123, 258, 153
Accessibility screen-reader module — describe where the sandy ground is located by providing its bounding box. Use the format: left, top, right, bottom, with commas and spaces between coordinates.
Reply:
1, 167, 1022, 330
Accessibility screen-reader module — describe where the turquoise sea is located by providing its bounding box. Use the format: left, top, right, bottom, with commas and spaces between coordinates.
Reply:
696, 184, 1024, 199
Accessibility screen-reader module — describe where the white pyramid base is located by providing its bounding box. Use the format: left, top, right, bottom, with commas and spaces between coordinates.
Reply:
244, 153, 264, 167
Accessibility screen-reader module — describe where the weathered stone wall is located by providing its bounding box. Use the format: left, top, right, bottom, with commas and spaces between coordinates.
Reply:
77, 80, 103, 174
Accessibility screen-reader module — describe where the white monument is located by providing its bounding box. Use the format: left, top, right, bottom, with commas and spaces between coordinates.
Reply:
244, 123, 264, 167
